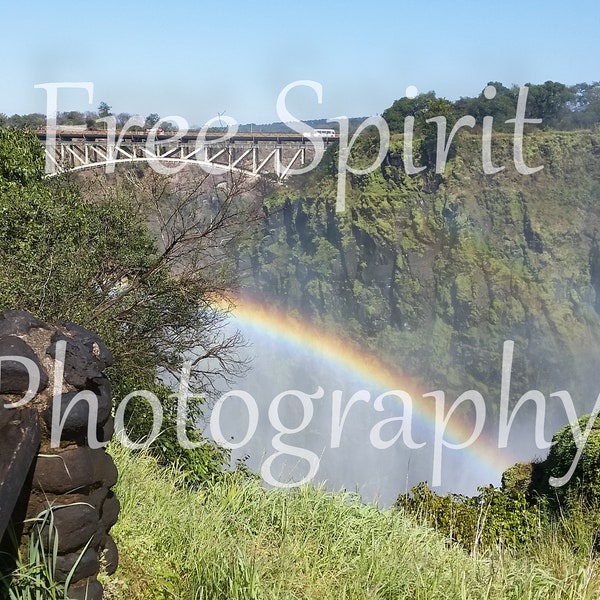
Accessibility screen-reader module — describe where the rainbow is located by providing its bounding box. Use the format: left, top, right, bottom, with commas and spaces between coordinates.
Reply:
221, 296, 519, 488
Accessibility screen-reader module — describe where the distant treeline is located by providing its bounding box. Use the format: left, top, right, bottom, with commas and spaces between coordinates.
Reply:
0, 110, 367, 134
2, 81, 599, 132
236, 118, 368, 133
383, 81, 600, 132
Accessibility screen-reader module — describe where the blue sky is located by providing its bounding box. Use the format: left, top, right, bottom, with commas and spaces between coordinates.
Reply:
2, 0, 598, 126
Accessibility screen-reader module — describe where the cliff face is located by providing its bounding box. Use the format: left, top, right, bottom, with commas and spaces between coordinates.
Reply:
243, 130, 600, 413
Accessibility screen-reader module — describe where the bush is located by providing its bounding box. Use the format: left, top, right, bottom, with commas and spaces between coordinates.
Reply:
533, 413, 600, 509
395, 482, 542, 553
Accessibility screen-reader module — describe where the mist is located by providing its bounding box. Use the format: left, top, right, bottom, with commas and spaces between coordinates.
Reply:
195, 299, 589, 507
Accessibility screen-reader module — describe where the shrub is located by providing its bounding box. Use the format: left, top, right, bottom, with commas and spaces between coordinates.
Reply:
395, 482, 542, 553
533, 413, 600, 509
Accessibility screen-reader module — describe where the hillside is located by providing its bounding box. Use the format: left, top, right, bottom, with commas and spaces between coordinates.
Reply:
242, 128, 600, 422
103, 445, 600, 599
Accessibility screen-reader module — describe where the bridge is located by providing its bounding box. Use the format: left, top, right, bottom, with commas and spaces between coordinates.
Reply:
37, 130, 336, 178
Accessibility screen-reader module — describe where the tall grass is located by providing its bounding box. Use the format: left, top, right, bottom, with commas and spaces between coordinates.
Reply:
104, 445, 600, 599
0, 509, 82, 600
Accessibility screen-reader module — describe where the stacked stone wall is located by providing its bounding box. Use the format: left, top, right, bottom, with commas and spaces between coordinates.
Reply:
0, 310, 118, 600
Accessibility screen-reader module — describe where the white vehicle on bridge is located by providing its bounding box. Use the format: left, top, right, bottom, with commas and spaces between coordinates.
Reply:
303, 128, 337, 139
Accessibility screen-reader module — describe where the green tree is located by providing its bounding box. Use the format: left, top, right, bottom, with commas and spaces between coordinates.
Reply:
98, 101, 112, 118
6, 113, 46, 130
0, 128, 260, 482
454, 82, 519, 131
524, 80, 575, 127
145, 113, 160, 128
382, 91, 437, 133
565, 82, 600, 128
57, 111, 85, 127
116, 112, 132, 129
396, 482, 541, 553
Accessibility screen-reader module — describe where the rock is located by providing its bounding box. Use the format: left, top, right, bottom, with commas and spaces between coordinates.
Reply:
47, 333, 104, 389
95, 452, 118, 489
32, 447, 117, 494
0, 335, 48, 394
101, 534, 119, 575
67, 577, 104, 600
54, 547, 99, 583
61, 322, 113, 370
42, 384, 112, 441
0, 408, 40, 541
38, 503, 99, 554
99, 416, 115, 443
0, 312, 119, 599
100, 492, 120, 530
88, 486, 109, 511
0, 310, 47, 336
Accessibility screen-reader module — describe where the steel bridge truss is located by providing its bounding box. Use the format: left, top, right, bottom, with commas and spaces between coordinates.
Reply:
44, 137, 315, 179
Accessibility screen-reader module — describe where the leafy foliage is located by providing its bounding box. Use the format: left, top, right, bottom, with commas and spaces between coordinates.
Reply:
0, 510, 83, 599
0, 128, 46, 186
395, 482, 542, 553
0, 128, 258, 484
533, 414, 600, 509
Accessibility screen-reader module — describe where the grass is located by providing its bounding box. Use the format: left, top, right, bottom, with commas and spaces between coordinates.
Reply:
0, 508, 83, 600
102, 444, 600, 600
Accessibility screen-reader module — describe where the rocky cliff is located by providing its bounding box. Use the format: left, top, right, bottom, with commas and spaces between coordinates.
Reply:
243, 129, 600, 417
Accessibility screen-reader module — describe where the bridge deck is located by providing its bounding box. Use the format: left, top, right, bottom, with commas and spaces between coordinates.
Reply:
36, 131, 337, 144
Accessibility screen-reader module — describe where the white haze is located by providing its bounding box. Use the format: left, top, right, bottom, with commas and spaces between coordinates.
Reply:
195, 311, 581, 507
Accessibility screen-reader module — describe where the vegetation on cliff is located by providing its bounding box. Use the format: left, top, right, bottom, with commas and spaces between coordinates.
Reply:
244, 127, 600, 416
